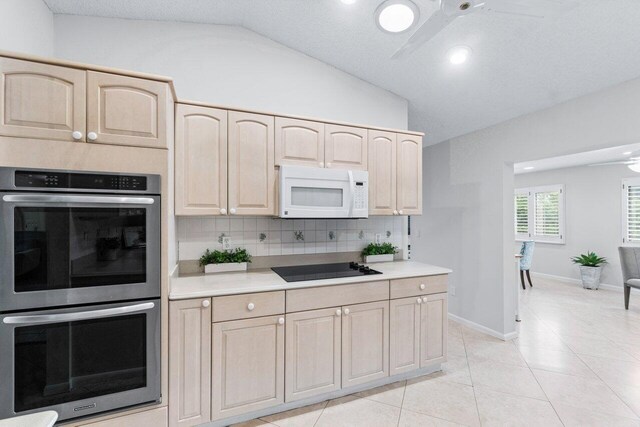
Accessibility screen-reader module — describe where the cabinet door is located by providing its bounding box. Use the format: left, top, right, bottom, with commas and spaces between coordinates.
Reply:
212, 315, 285, 420
324, 124, 367, 170
169, 299, 211, 427
389, 297, 421, 375
420, 293, 448, 367
285, 308, 341, 402
0, 57, 86, 142
228, 111, 275, 215
342, 300, 389, 388
396, 134, 422, 215
275, 117, 324, 167
86, 71, 168, 148
368, 130, 397, 215
175, 104, 227, 216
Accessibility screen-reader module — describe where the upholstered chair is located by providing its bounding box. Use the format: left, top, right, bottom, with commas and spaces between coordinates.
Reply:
618, 247, 640, 309
519, 241, 535, 290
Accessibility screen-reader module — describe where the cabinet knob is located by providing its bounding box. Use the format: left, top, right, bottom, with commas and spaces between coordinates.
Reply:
230, 208, 237, 215
87, 132, 98, 141
278, 317, 285, 325
335, 309, 342, 316
422, 296, 427, 303
343, 308, 350, 315
393, 210, 398, 215
326, 162, 332, 168
399, 210, 404, 215
416, 297, 422, 304
220, 208, 227, 215
319, 162, 324, 168
202, 300, 210, 308
247, 302, 255, 311
72, 131, 83, 140
420, 284, 426, 290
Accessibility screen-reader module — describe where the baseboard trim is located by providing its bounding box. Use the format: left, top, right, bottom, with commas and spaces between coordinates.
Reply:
448, 313, 518, 342
531, 272, 640, 294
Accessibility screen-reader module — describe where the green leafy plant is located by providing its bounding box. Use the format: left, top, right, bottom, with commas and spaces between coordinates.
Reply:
571, 251, 608, 267
361, 242, 398, 257
199, 248, 252, 266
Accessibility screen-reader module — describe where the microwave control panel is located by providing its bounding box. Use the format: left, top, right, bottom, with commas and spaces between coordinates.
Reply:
354, 181, 367, 210
14, 171, 147, 191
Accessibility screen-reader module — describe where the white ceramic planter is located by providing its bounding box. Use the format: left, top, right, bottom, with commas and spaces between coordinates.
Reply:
364, 254, 394, 263
204, 262, 248, 274
579, 265, 602, 290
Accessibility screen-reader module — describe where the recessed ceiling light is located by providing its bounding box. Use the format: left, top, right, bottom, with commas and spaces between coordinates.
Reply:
375, 0, 420, 34
340, 0, 357, 4
447, 46, 472, 65
623, 151, 633, 155
523, 166, 535, 170
629, 163, 640, 173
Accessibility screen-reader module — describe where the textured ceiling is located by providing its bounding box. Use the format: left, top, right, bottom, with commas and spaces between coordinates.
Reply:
43, 0, 640, 145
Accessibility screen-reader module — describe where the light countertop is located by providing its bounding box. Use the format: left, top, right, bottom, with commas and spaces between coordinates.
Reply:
0, 411, 57, 427
169, 261, 451, 300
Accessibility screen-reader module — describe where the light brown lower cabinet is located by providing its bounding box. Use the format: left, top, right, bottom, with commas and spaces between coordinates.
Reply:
212, 315, 285, 421
342, 300, 390, 388
420, 293, 448, 366
285, 307, 342, 402
169, 299, 211, 427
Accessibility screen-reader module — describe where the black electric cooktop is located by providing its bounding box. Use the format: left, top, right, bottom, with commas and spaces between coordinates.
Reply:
272, 262, 382, 283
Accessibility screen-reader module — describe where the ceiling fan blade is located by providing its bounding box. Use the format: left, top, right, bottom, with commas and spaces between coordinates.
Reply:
392, 11, 454, 59
589, 161, 636, 166
482, 0, 577, 18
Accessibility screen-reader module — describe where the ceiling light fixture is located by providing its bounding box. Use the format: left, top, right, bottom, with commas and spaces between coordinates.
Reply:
523, 166, 535, 170
623, 151, 633, 155
375, 0, 420, 34
628, 163, 640, 173
447, 46, 472, 65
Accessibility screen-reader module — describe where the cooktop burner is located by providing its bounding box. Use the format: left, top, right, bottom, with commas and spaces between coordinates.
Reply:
272, 262, 382, 283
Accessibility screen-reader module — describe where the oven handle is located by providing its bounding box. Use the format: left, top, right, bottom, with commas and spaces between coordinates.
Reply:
2, 302, 155, 325
2, 194, 155, 205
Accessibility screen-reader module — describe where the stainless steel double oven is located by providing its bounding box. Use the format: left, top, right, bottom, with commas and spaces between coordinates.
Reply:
0, 167, 161, 422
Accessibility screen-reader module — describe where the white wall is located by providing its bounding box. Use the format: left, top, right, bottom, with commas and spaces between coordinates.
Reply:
515, 164, 635, 288
0, 0, 54, 56
52, 15, 408, 130
411, 75, 640, 337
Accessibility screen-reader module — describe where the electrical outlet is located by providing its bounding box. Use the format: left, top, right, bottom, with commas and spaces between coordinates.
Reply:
375, 234, 382, 244
450, 286, 456, 296
222, 236, 231, 250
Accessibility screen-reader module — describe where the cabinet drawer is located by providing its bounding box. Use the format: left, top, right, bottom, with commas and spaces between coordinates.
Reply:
390, 275, 447, 299
212, 291, 285, 322
286, 281, 389, 312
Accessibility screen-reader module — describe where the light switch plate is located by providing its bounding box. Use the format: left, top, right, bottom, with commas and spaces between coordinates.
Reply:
450, 286, 456, 296
222, 236, 231, 250
375, 234, 382, 244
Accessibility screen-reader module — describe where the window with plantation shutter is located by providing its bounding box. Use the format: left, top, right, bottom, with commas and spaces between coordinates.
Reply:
514, 185, 564, 244
622, 178, 640, 243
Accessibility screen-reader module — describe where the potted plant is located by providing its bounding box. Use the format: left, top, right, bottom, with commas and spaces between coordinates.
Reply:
571, 251, 608, 290
200, 248, 252, 274
362, 243, 397, 263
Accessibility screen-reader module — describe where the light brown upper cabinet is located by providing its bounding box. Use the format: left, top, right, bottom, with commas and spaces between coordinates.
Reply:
228, 111, 276, 216
0, 57, 86, 142
368, 130, 397, 215
396, 134, 422, 215
175, 104, 228, 216
324, 124, 367, 170
275, 117, 324, 167
86, 71, 169, 149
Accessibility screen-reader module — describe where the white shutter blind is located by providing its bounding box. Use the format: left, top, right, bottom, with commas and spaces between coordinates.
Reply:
623, 179, 640, 243
534, 190, 561, 237
514, 193, 529, 238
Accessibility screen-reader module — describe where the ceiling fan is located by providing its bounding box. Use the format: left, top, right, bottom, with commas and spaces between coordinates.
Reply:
392, 0, 577, 59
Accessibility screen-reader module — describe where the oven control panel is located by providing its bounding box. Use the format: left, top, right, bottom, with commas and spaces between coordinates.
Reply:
15, 171, 148, 191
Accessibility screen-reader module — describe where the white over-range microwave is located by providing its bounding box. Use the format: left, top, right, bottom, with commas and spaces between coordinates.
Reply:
279, 166, 368, 218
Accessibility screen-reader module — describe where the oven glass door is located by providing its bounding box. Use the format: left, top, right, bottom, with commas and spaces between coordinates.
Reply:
0, 300, 160, 421
0, 193, 160, 311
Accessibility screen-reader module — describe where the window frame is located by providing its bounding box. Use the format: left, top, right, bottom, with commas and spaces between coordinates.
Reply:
622, 177, 640, 245
514, 184, 565, 244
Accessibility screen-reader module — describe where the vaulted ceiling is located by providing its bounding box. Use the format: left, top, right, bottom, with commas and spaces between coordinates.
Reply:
43, 0, 640, 145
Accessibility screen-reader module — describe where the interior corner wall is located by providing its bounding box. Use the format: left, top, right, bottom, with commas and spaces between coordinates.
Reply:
52, 15, 408, 130
0, 0, 54, 56
515, 163, 638, 288
411, 74, 640, 337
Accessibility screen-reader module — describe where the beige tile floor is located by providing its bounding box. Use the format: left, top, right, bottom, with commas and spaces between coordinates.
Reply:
233, 277, 640, 427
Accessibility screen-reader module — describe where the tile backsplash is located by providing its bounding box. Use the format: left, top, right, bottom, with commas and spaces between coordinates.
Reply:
177, 216, 405, 261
